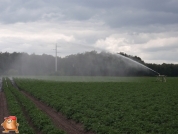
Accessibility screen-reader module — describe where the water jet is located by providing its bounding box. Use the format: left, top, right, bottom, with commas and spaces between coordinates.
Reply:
116, 53, 160, 75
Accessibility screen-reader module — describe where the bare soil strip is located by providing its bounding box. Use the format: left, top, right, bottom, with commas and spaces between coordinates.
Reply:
2, 78, 41, 134
11, 79, 94, 134
0, 92, 13, 134
22, 91, 94, 134
0, 77, 13, 133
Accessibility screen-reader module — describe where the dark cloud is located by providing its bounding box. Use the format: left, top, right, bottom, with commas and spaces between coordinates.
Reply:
0, 0, 177, 63
106, 10, 178, 28
1, 0, 178, 27
144, 44, 178, 52
147, 51, 178, 61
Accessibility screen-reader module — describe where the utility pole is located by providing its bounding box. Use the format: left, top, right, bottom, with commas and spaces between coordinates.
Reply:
54, 43, 59, 72
55, 44, 57, 72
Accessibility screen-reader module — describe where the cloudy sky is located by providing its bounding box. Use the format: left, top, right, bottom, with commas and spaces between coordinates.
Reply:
0, 0, 178, 64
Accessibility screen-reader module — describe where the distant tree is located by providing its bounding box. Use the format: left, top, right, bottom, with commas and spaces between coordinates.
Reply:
0, 51, 177, 76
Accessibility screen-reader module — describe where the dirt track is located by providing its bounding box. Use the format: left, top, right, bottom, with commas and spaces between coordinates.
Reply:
11, 79, 94, 134
0, 78, 13, 134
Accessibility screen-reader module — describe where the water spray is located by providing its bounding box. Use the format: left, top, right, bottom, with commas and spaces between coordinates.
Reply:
116, 53, 168, 81
116, 53, 160, 75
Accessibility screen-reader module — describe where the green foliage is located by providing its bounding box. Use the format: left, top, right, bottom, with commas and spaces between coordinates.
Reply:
119, 52, 145, 64
0, 51, 178, 76
14, 77, 178, 133
2, 78, 35, 134
4, 78, 65, 134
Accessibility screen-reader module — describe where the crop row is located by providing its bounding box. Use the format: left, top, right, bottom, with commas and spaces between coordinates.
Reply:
5, 78, 65, 134
14, 78, 178, 133
3, 78, 35, 134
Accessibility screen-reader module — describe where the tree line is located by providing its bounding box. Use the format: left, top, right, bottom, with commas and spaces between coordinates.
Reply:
0, 51, 177, 76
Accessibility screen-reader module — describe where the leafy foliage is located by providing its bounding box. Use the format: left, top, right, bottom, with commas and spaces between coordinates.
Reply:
14, 77, 178, 133
0, 51, 177, 76
2, 78, 35, 134
4, 78, 65, 134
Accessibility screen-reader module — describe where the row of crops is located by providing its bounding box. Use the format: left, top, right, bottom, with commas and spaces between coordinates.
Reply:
14, 77, 178, 133
3, 78, 65, 134
3, 78, 34, 133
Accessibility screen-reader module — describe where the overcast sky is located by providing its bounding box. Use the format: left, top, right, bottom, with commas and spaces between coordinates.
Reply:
0, 0, 178, 64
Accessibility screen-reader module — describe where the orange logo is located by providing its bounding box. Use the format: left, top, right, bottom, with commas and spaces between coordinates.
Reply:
1, 116, 19, 133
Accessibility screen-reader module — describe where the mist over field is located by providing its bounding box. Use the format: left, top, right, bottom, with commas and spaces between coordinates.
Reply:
0, 1, 177, 76
1, 1, 178, 134
0, 51, 177, 76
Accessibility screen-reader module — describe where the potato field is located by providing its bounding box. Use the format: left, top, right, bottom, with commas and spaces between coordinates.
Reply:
6, 77, 177, 134
2, 78, 65, 134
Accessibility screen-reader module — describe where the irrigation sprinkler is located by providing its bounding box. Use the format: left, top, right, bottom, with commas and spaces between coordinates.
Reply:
156, 75, 166, 82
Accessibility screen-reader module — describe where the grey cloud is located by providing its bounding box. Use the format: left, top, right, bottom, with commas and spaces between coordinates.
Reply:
71, 0, 178, 28
147, 51, 178, 62
134, 0, 178, 14
144, 44, 178, 52
61, 7, 95, 21
0, 0, 178, 28
0, 0, 56, 23
0, 0, 178, 64
104, 8, 178, 28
